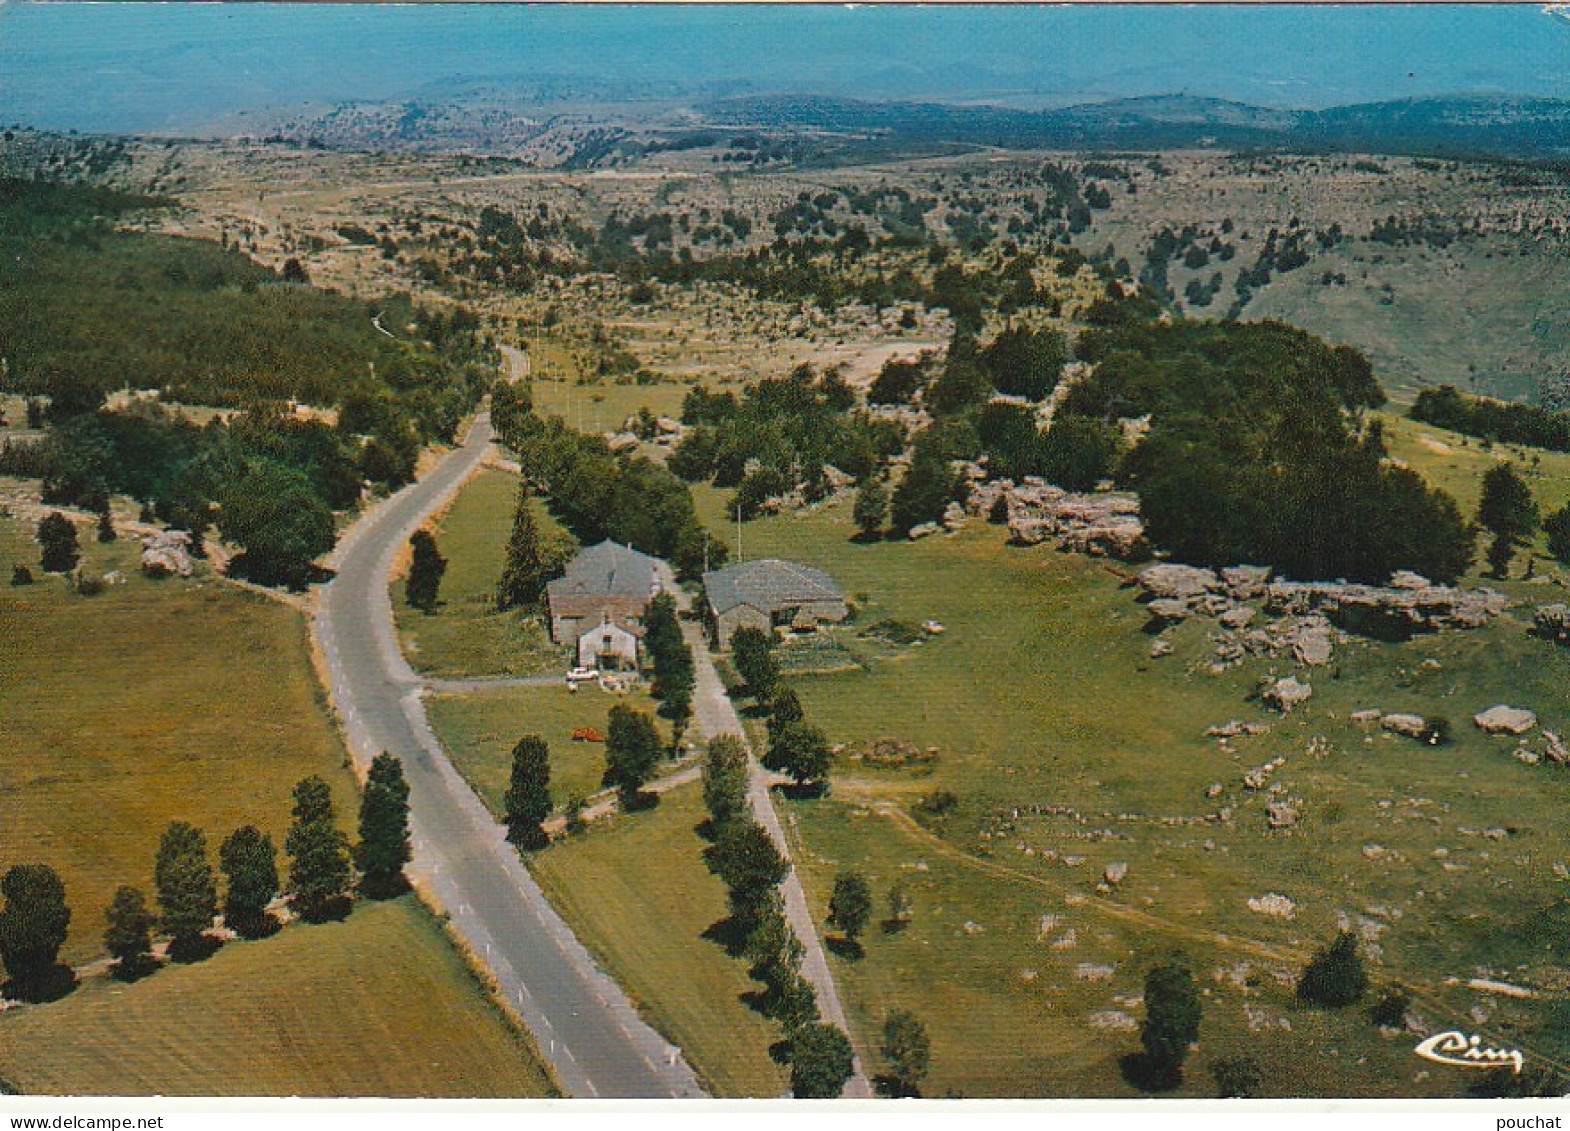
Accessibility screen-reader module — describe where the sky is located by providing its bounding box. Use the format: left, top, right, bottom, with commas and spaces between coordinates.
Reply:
3, 4, 1570, 135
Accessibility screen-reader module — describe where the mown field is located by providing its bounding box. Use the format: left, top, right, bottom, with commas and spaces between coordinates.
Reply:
0, 506, 555, 1096
0, 508, 357, 965
394, 467, 565, 677
0, 897, 556, 1097
692, 454, 1570, 1095
529, 787, 787, 1098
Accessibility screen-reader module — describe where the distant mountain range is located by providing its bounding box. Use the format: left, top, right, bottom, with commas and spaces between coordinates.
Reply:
701, 93, 1570, 160
259, 90, 1570, 165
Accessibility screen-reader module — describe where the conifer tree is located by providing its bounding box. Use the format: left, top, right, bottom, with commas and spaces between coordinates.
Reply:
357, 754, 412, 898
496, 486, 549, 610
405, 530, 447, 613
219, 825, 280, 937
104, 885, 157, 980
154, 822, 218, 961
286, 776, 353, 922
0, 864, 74, 998
505, 735, 553, 850
603, 704, 662, 808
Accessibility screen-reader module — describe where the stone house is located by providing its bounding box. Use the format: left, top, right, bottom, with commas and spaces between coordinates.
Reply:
576, 617, 644, 670
702, 558, 847, 649
546, 539, 662, 669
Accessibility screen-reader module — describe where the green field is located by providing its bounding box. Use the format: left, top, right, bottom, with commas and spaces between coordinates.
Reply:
0, 509, 358, 965
1378, 411, 1570, 551
694, 470, 1570, 1096
0, 897, 555, 1097
0, 507, 555, 1097
428, 683, 667, 816
529, 787, 786, 1097
394, 467, 566, 677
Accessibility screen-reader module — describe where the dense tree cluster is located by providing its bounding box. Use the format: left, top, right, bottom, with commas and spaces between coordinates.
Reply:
2, 179, 496, 589
1410, 384, 1570, 453
669, 366, 901, 520
698, 733, 852, 1094
494, 400, 722, 579
1064, 319, 1473, 582
4, 764, 414, 1008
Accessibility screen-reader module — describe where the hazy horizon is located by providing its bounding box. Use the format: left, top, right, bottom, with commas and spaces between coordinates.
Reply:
3, 4, 1570, 136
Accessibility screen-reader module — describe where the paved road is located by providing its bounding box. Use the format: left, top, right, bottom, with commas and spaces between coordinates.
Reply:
314, 413, 704, 1099
671, 579, 874, 1099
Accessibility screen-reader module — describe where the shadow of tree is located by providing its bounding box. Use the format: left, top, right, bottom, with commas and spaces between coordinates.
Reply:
1119, 1051, 1182, 1093
700, 915, 750, 958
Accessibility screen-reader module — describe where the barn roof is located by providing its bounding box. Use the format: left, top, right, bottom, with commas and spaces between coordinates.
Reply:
703, 558, 842, 617
547, 540, 660, 604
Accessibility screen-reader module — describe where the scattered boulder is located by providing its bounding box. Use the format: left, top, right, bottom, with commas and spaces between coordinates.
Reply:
1247, 893, 1297, 919
1220, 605, 1257, 630
1145, 598, 1191, 625
1291, 621, 1335, 667
1534, 604, 1570, 646
1087, 1010, 1139, 1032
1138, 563, 1221, 602
907, 521, 942, 541
1544, 731, 1570, 766
141, 529, 195, 578
1004, 481, 1147, 559
1206, 720, 1271, 739
1075, 963, 1116, 983
1380, 714, 1429, 740
1221, 565, 1272, 601
1104, 862, 1128, 886
1474, 705, 1538, 735
1266, 799, 1302, 829
1263, 676, 1313, 714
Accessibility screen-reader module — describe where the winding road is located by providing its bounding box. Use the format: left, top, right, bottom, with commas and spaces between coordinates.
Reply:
312, 410, 704, 1099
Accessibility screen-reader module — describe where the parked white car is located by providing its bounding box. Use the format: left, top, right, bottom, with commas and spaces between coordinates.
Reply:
566, 666, 600, 684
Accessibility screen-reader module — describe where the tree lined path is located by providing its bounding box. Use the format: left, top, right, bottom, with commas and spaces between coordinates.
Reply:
313, 411, 704, 1099
668, 567, 873, 1098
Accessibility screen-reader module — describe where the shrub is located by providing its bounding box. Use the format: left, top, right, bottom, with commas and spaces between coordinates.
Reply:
1297, 931, 1368, 1007
1370, 987, 1409, 1029
1211, 1055, 1263, 1098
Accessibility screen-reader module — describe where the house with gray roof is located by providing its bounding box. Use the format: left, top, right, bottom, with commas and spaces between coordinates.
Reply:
702, 558, 847, 649
547, 540, 662, 668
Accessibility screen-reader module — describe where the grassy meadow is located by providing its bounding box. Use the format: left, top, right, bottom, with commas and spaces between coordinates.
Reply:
394, 467, 566, 677
528, 787, 787, 1098
0, 897, 555, 1097
428, 683, 666, 816
691, 463, 1570, 1095
0, 508, 357, 965
0, 507, 555, 1096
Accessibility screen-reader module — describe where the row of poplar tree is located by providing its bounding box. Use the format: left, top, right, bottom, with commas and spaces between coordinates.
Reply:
0, 754, 412, 1004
